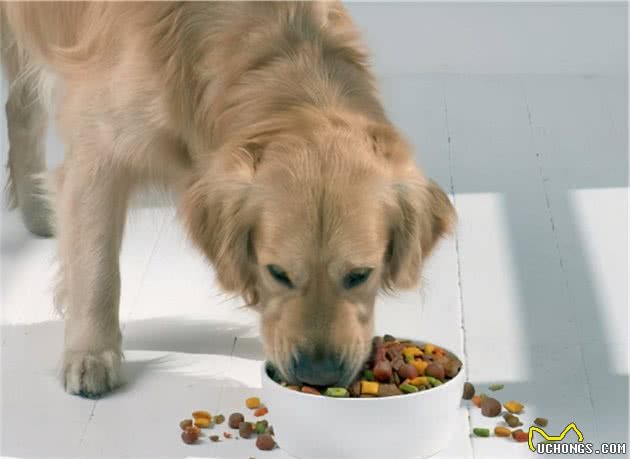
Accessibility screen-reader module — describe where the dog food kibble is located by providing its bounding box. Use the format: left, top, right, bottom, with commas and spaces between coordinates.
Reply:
239, 421, 254, 439
373, 360, 393, 382
488, 384, 504, 391
473, 428, 490, 437
254, 407, 269, 416
192, 410, 211, 419
472, 395, 482, 407
209, 435, 220, 442
462, 382, 475, 400
179, 419, 193, 430
181, 426, 200, 444
255, 420, 269, 434
494, 426, 511, 437
256, 433, 276, 451
266, 335, 462, 399
504, 413, 523, 427
480, 397, 502, 417
425, 363, 446, 381
534, 417, 548, 427
214, 414, 225, 425
194, 417, 210, 428
301, 386, 321, 395
398, 363, 419, 380
223, 432, 232, 439
245, 397, 261, 409
512, 429, 528, 442
324, 387, 349, 398
228, 413, 245, 429
504, 400, 524, 414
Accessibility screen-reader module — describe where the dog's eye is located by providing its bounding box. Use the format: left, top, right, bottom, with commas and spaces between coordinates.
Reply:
343, 268, 373, 289
267, 264, 293, 288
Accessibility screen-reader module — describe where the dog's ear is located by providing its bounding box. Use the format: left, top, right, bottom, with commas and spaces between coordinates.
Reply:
370, 124, 456, 289
180, 146, 260, 305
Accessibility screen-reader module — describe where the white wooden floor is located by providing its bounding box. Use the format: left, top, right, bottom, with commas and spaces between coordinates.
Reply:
1, 73, 627, 458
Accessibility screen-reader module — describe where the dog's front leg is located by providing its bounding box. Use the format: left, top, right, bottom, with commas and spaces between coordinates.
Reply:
57, 159, 130, 397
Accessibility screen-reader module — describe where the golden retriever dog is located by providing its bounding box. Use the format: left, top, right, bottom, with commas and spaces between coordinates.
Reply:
1, 2, 455, 397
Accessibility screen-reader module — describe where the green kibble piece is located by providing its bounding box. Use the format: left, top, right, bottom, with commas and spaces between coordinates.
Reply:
488, 384, 504, 391
473, 428, 490, 437
426, 376, 443, 387
255, 420, 269, 434
399, 383, 418, 393
404, 354, 414, 363
363, 370, 375, 381
324, 387, 349, 397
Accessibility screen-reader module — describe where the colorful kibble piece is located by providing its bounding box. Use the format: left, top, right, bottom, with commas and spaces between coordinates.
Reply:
426, 376, 443, 387
239, 421, 254, 438
494, 426, 511, 437
373, 360, 393, 382
254, 406, 269, 416
363, 369, 375, 381
256, 433, 276, 451
194, 417, 210, 428
473, 427, 490, 437
179, 419, 193, 430
192, 410, 211, 419
323, 387, 349, 397
472, 395, 482, 408
480, 397, 502, 417
462, 382, 475, 400
255, 420, 269, 434
423, 343, 435, 354
408, 376, 429, 387
377, 383, 403, 396
504, 413, 523, 428
214, 414, 225, 425
488, 384, 504, 391
245, 397, 261, 409
504, 400, 524, 414
399, 383, 418, 393
425, 363, 445, 381
513, 430, 528, 442
301, 386, 321, 395
228, 412, 244, 429
411, 359, 428, 375
402, 346, 422, 358
360, 381, 380, 395
398, 363, 419, 380
181, 427, 199, 444
534, 417, 548, 427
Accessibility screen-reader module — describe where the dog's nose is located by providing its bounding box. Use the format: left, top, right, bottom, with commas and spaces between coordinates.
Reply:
293, 350, 344, 386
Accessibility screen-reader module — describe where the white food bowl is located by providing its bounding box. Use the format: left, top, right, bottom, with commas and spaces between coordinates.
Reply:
261, 341, 465, 459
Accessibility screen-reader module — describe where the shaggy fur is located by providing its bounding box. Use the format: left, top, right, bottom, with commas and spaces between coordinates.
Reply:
1, 2, 455, 395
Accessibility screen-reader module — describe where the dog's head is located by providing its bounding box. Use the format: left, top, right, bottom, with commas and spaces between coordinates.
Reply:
182, 116, 455, 386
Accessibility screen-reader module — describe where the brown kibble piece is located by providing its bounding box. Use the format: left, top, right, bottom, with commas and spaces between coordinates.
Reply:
228, 412, 244, 429
181, 426, 200, 444
397, 363, 418, 380
256, 433, 276, 451
373, 360, 393, 382
504, 413, 523, 427
223, 432, 232, 439
214, 414, 225, 425
425, 363, 445, 381
494, 426, 511, 437
378, 383, 403, 397
534, 417, 548, 427
179, 419, 193, 430
462, 382, 475, 400
239, 421, 254, 438
349, 380, 362, 397
445, 359, 461, 378
209, 435, 220, 442
481, 397, 502, 417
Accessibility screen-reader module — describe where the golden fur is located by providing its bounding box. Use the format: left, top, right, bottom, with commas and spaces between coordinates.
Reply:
1, 2, 455, 394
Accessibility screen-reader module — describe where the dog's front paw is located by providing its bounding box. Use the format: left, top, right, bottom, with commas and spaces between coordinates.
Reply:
63, 348, 122, 398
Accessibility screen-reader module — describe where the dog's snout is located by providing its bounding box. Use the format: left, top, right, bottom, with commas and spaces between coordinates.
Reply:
293, 350, 344, 386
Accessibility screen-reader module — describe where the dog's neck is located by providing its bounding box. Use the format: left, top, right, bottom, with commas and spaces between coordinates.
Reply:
159, 2, 387, 161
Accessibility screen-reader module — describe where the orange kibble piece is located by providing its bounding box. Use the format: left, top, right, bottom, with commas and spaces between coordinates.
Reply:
411, 359, 428, 375
513, 430, 528, 443
494, 426, 511, 437
472, 395, 482, 407
193, 417, 210, 428
245, 397, 261, 409
253, 407, 268, 417
504, 400, 524, 414
402, 346, 423, 358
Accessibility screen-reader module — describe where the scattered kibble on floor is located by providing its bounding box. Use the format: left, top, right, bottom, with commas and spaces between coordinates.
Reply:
534, 417, 548, 427
480, 397, 502, 417
462, 382, 475, 400
245, 397, 261, 409
494, 426, 511, 437
488, 384, 504, 391
504, 400, 524, 414
473, 427, 490, 437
